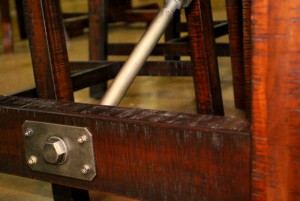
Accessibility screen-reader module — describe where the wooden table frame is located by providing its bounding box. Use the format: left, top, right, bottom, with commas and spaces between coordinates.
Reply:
0, 0, 299, 200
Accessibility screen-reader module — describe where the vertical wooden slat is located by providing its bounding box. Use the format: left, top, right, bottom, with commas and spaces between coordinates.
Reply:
88, 0, 107, 98
185, 0, 224, 115
251, 0, 300, 200
89, 0, 107, 61
243, 0, 251, 118
226, 0, 245, 109
23, 0, 90, 200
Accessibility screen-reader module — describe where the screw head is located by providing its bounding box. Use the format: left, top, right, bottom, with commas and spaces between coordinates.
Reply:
42, 136, 68, 165
24, 128, 33, 137
28, 156, 37, 165
77, 135, 87, 144
81, 165, 90, 175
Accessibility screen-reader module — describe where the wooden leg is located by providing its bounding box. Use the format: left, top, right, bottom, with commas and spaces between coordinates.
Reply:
243, 0, 251, 118
88, 0, 107, 99
185, 0, 224, 115
23, 0, 90, 200
0, 0, 13, 53
226, 0, 245, 109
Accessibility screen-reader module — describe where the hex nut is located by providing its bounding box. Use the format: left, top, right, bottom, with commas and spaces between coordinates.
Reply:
42, 136, 68, 165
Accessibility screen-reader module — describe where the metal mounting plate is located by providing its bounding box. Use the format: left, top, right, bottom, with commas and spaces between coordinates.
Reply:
23, 121, 96, 181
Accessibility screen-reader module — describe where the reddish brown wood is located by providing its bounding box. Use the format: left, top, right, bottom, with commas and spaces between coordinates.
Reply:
251, 0, 300, 200
0, 0, 13, 53
107, 0, 158, 23
226, 0, 245, 109
243, 0, 251, 118
89, 0, 107, 61
88, 0, 108, 98
23, 0, 89, 200
23, 0, 73, 101
107, 42, 229, 56
185, 0, 224, 115
0, 95, 250, 201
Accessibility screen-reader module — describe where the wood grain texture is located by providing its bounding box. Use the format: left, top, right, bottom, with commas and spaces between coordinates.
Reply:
185, 0, 224, 115
251, 0, 300, 200
0, 95, 250, 201
89, 0, 107, 61
226, 0, 245, 109
24, 0, 90, 200
23, 0, 73, 101
243, 0, 251, 118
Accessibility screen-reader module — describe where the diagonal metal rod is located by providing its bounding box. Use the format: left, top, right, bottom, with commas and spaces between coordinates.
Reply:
100, 0, 192, 106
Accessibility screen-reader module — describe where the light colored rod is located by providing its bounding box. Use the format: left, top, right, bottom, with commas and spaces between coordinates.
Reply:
100, 0, 181, 106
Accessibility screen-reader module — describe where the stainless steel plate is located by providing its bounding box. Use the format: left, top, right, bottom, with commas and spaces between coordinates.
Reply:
23, 120, 96, 181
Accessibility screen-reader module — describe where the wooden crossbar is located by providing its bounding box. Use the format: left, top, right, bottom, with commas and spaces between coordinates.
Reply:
0, 95, 250, 201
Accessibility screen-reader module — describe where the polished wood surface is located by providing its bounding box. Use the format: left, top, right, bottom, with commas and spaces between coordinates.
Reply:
186, 0, 224, 115
243, 0, 251, 118
0, 95, 250, 201
225, 0, 245, 109
251, 0, 300, 200
24, 0, 89, 200
24, 0, 73, 101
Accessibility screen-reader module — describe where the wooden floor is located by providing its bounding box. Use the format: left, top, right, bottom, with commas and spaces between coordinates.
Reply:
0, 0, 244, 200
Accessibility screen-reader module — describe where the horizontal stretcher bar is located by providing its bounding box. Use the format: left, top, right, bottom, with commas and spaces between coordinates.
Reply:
0, 95, 250, 201
12, 61, 194, 98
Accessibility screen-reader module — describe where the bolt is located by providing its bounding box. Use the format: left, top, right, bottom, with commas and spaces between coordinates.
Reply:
77, 135, 87, 144
42, 136, 68, 165
24, 128, 33, 137
28, 156, 37, 165
81, 165, 90, 175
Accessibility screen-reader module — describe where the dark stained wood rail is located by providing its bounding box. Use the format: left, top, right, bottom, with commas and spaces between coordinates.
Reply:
13, 61, 194, 98
0, 95, 250, 201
